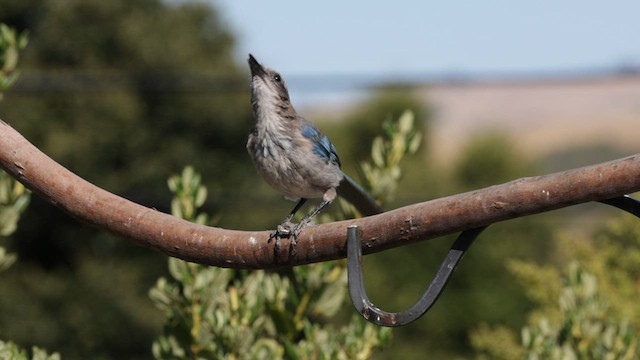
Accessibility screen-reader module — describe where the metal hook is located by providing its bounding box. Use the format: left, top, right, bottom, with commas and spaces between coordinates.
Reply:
346, 195, 640, 327
347, 225, 487, 327
599, 195, 640, 218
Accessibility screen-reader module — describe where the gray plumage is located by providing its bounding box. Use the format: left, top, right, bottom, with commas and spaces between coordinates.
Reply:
246, 54, 382, 244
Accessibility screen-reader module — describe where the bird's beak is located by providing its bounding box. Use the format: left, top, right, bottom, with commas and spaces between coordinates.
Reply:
248, 54, 266, 78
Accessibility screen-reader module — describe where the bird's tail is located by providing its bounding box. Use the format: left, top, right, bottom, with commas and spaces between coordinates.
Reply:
337, 172, 383, 216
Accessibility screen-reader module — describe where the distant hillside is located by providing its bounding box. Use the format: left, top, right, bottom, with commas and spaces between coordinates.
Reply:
418, 75, 640, 164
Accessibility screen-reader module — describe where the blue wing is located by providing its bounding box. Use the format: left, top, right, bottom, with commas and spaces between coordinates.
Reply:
300, 122, 341, 167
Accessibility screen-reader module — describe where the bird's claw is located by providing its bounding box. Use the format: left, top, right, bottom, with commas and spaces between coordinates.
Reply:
276, 223, 293, 236
268, 221, 292, 252
268, 221, 305, 254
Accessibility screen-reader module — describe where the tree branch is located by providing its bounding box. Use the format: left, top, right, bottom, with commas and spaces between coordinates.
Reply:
1, 119, 639, 268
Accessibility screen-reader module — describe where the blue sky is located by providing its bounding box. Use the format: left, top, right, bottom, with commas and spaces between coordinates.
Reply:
214, 1, 639, 75
211, 0, 640, 105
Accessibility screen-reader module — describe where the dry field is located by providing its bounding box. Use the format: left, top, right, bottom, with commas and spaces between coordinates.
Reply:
419, 75, 640, 162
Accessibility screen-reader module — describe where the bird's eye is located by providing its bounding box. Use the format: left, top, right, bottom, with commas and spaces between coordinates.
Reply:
274, 74, 281, 82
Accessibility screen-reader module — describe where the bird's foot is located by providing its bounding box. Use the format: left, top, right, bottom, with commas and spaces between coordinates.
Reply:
268, 221, 294, 252
268, 220, 306, 255
290, 222, 307, 241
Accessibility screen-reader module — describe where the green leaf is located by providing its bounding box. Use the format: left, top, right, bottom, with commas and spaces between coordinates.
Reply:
371, 137, 385, 168
397, 110, 414, 134
195, 186, 207, 208
0, 247, 17, 272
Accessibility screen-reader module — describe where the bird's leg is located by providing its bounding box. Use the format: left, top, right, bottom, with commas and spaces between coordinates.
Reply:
269, 198, 307, 249
281, 198, 308, 229
289, 188, 337, 248
289, 199, 331, 244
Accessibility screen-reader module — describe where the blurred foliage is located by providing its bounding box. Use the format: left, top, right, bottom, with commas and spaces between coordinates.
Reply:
0, 0, 254, 269
470, 213, 640, 359
454, 130, 536, 190
0, 22, 30, 276
325, 87, 431, 169
521, 263, 639, 359
0, 22, 57, 360
325, 110, 422, 222
0, 254, 164, 359
0, 1, 247, 358
540, 142, 629, 174
361, 110, 421, 204
149, 111, 421, 360
0, 341, 60, 360
0, 23, 27, 99
0, 170, 31, 238
321, 87, 438, 213
167, 166, 210, 225
0, 171, 30, 272
0, 247, 17, 273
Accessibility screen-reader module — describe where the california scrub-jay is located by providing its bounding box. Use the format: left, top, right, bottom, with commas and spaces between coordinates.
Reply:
247, 54, 382, 246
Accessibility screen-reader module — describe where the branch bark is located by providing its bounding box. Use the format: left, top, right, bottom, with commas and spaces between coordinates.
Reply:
1, 119, 639, 269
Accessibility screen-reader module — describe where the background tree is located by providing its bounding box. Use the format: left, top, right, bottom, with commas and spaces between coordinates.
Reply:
470, 213, 640, 359
0, 0, 253, 358
0, 21, 60, 360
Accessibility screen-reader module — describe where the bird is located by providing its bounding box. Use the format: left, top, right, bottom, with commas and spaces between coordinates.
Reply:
246, 54, 382, 248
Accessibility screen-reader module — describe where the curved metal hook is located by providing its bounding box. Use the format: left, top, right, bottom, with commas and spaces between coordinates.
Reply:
347, 225, 487, 327
599, 195, 640, 218
346, 195, 640, 327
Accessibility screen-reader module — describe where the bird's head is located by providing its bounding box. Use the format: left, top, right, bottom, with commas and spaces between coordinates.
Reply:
248, 54, 295, 122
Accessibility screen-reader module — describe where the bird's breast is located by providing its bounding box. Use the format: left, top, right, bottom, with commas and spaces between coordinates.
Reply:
246, 131, 342, 200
